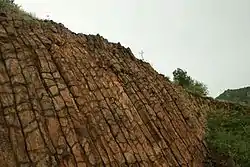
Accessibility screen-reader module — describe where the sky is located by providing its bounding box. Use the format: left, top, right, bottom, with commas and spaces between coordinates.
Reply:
15, 0, 250, 97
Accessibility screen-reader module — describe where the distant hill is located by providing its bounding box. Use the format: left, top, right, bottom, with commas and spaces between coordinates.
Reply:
216, 86, 250, 106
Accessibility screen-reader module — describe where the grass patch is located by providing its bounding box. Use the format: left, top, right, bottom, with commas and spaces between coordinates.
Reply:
0, 0, 56, 27
0, 0, 36, 21
205, 109, 250, 166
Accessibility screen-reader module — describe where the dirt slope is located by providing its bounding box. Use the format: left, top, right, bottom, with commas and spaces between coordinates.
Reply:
0, 11, 248, 167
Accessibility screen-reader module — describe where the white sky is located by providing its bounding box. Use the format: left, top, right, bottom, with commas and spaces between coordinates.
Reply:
15, 0, 250, 97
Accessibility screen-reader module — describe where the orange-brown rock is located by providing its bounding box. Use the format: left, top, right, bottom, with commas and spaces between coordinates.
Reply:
0, 12, 249, 167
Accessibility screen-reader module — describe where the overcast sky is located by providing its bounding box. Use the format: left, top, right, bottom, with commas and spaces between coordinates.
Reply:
15, 0, 250, 97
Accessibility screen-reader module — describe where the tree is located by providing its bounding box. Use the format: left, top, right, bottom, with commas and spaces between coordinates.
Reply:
172, 68, 192, 87
172, 68, 209, 96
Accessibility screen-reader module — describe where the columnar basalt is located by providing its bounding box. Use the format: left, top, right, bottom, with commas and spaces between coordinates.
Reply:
0, 12, 249, 167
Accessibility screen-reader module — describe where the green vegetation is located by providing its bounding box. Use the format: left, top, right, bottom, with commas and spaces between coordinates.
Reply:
0, 0, 17, 12
205, 108, 250, 166
0, 0, 37, 21
170, 69, 250, 166
172, 68, 209, 96
216, 87, 250, 106
206, 86, 250, 166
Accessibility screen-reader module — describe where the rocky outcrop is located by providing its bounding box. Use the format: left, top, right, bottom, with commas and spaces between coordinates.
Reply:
0, 12, 249, 167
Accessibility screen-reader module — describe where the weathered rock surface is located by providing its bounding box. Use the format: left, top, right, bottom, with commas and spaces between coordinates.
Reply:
0, 12, 249, 167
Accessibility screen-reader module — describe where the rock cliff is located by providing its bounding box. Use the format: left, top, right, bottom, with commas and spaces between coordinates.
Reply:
0, 11, 249, 167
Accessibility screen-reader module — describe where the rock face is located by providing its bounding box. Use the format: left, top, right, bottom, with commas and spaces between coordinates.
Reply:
0, 12, 249, 167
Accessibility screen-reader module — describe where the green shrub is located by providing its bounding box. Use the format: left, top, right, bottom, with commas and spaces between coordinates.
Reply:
206, 109, 250, 166
172, 68, 209, 96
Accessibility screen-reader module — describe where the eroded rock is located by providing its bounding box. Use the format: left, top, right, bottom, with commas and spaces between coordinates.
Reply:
0, 11, 250, 167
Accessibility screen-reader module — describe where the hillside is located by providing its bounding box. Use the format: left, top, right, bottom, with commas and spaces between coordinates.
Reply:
0, 1, 250, 167
216, 87, 250, 106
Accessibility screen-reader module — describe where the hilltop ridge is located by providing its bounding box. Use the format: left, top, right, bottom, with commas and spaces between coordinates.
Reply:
216, 86, 250, 106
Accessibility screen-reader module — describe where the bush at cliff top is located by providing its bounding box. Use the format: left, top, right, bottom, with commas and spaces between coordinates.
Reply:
206, 109, 250, 166
172, 68, 209, 96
